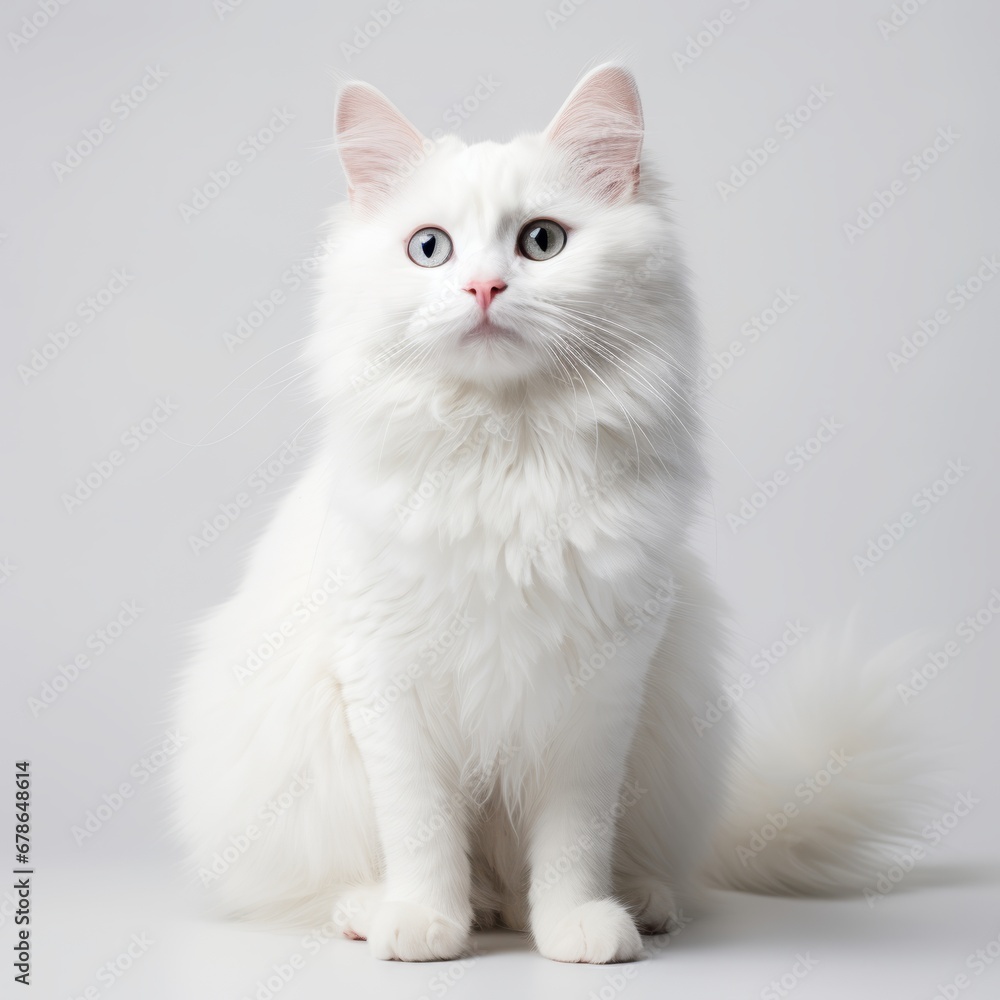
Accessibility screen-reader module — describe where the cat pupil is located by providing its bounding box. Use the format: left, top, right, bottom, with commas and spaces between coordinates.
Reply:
531, 226, 548, 252
421, 234, 436, 258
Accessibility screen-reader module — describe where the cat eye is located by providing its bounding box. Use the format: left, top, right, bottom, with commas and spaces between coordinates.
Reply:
407, 226, 453, 267
517, 219, 567, 261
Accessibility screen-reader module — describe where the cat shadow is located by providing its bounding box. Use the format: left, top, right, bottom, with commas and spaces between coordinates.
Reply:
661, 861, 1000, 955
463, 862, 1000, 960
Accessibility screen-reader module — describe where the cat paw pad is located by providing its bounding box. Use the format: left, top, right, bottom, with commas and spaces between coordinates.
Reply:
333, 884, 384, 941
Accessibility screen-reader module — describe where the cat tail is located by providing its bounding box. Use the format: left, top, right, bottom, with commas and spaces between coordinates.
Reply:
705, 623, 951, 896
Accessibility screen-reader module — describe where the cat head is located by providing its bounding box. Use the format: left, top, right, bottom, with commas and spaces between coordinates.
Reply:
321, 64, 686, 393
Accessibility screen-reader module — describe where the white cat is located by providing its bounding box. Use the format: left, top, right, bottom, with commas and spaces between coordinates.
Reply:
173, 65, 933, 963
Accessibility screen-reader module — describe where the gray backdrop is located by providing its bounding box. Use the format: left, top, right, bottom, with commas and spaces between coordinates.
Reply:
3, 1, 999, 997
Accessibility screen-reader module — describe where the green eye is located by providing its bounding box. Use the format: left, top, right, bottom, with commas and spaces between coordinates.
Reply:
518, 219, 566, 261
407, 227, 453, 267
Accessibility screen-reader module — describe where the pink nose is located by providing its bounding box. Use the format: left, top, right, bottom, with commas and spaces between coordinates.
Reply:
464, 278, 507, 312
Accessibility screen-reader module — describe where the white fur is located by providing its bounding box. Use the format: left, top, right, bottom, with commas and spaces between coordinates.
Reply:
172, 65, 936, 963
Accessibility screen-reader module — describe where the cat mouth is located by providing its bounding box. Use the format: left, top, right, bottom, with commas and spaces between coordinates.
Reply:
460, 319, 522, 345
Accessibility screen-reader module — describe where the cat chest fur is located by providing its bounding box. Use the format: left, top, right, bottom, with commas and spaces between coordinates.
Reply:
333, 409, 662, 769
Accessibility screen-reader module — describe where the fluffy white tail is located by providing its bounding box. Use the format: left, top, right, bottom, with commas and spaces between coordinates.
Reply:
707, 625, 947, 895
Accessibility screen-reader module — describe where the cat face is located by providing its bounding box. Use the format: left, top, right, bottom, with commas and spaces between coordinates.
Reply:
329, 65, 675, 389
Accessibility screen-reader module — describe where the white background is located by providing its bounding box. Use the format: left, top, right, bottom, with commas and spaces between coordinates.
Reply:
2, 0, 999, 997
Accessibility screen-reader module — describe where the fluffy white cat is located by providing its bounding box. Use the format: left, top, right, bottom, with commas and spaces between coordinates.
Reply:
173, 65, 933, 963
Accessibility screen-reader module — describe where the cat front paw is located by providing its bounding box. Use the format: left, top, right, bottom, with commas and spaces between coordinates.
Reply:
534, 899, 642, 964
367, 900, 470, 961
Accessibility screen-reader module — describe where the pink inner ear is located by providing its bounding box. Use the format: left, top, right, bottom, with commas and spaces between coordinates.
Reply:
545, 65, 644, 203
335, 82, 427, 210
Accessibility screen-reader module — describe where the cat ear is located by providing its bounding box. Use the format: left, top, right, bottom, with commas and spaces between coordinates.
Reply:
335, 81, 427, 211
544, 64, 644, 203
